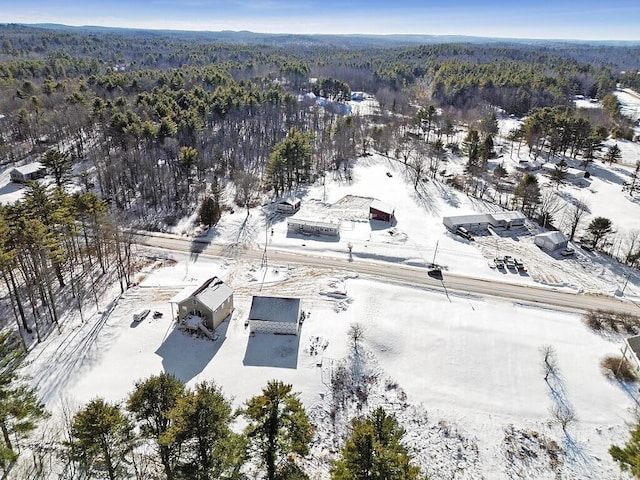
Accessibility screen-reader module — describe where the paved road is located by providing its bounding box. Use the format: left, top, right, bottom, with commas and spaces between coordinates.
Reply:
134, 232, 640, 315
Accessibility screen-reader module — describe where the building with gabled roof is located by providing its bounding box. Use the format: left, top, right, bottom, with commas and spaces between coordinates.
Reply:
174, 277, 233, 330
277, 196, 301, 213
369, 199, 395, 222
10, 162, 46, 183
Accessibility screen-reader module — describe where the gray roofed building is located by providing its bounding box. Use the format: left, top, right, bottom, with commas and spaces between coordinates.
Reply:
10, 162, 46, 183
248, 296, 302, 335
175, 277, 234, 330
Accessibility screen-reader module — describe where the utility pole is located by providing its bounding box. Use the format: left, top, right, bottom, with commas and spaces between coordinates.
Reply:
431, 240, 439, 267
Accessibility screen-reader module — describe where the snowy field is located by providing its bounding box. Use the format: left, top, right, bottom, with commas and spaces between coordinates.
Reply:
6, 88, 640, 478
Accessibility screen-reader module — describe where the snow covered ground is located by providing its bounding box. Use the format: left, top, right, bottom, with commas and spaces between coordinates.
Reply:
8, 89, 640, 479
20, 153, 640, 478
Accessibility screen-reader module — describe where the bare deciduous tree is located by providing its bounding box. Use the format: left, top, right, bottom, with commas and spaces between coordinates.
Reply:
563, 198, 590, 241
541, 344, 558, 381
348, 323, 365, 353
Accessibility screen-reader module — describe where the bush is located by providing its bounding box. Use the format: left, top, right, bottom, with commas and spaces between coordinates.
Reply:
583, 310, 640, 335
601, 355, 638, 382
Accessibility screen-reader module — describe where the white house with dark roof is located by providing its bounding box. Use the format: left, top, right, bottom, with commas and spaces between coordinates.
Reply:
248, 296, 301, 335
175, 277, 233, 330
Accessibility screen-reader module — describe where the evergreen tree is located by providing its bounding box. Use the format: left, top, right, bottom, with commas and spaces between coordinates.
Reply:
550, 159, 568, 187
587, 216, 613, 249
242, 380, 312, 480
68, 398, 135, 480
331, 407, 422, 480
0, 332, 48, 472
514, 173, 541, 216
127, 373, 186, 480
165, 381, 244, 480
605, 144, 622, 164
41, 148, 73, 188
610, 422, 640, 478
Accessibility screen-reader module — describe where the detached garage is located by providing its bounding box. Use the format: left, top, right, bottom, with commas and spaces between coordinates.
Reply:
534, 231, 568, 252
248, 296, 301, 335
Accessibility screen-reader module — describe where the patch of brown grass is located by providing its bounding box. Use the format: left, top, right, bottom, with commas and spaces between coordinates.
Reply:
601, 355, 638, 382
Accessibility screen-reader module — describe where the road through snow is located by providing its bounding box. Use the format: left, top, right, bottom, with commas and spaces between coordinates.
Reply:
134, 231, 640, 316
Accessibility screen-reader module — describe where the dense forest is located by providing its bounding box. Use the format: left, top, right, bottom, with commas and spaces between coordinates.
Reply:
1, 23, 640, 479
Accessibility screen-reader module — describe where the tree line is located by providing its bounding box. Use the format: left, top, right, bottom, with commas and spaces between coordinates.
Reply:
2, 362, 425, 480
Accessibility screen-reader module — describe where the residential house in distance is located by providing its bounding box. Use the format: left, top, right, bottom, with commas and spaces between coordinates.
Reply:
248, 296, 302, 335
277, 197, 301, 214
10, 162, 46, 183
369, 199, 395, 222
287, 217, 340, 236
174, 277, 234, 330
443, 211, 526, 232
534, 231, 569, 252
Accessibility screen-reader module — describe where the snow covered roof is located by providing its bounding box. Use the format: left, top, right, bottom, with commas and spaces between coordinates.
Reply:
279, 196, 300, 207
287, 217, 340, 229
249, 296, 300, 324
370, 199, 394, 215
534, 231, 568, 244
12, 162, 45, 175
173, 277, 233, 310
443, 213, 492, 225
490, 211, 526, 222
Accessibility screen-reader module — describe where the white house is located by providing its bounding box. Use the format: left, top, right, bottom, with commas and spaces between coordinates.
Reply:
287, 217, 340, 236
443, 211, 526, 231
277, 197, 301, 213
489, 211, 527, 228
534, 231, 569, 252
173, 277, 234, 330
10, 162, 46, 183
248, 296, 301, 335
443, 213, 492, 231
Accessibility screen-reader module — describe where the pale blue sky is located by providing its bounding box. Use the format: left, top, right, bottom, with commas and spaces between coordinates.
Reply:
1, 0, 639, 40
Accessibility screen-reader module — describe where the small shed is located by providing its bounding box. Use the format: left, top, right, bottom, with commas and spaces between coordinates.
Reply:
174, 277, 234, 330
489, 211, 526, 228
287, 217, 340, 236
277, 197, 301, 213
443, 213, 492, 231
248, 296, 301, 335
369, 199, 395, 222
10, 163, 46, 183
534, 231, 569, 252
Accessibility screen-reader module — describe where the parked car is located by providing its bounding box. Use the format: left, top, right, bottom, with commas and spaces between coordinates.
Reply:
153, 311, 163, 318
428, 268, 443, 280
386, 171, 393, 177
560, 248, 575, 256
133, 309, 150, 323
455, 226, 473, 241
579, 243, 593, 252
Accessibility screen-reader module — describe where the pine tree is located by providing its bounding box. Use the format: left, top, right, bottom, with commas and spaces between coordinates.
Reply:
0, 332, 48, 472
67, 398, 134, 480
610, 422, 640, 477
605, 144, 622, 164
165, 381, 244, 480
242, 380, 312, 480
550, 159, 568, 187
587, 216, 613, 249
41, 148, 73, 188
331, 407, 422, 480
127, 373, 186, 480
